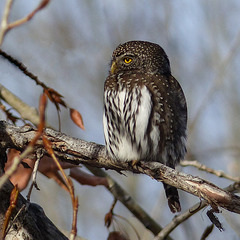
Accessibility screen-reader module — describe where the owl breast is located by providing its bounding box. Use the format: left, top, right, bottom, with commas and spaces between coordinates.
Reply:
103, 84, 160, 162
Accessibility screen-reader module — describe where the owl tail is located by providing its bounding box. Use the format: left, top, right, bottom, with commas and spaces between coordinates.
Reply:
163, 183, 181, 213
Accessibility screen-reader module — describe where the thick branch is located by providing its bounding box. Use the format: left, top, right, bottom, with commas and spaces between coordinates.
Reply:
0, 83, 43, 127
0, 121, 240, 216
0, 180, 68, 240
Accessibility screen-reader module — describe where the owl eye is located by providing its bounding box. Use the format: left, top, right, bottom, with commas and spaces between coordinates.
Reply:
123, 57, 132, 64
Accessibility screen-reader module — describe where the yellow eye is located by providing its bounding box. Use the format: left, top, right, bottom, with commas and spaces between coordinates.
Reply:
124, 57, 132, 64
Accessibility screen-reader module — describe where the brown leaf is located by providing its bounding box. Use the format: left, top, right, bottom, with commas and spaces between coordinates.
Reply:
207, 209, 224, 232
200, 224, 214, 240
37, 156, 76, 192
44, 88, 67, 110
105, 211, 113, 228
0, 103, 19, 124
43, 170, 68, 192
6, 150, 34, 191
70, 168, 108, 187
3, 185, 19, 237
70, 108, 84, 130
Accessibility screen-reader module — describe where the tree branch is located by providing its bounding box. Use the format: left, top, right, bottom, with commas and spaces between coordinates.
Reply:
0, 83, 45, 127
0, 0, 49, 46
1, 120, 240, 216
0, 179, 68, 240
154, 182, 240, 240
0, 84, 166, 238
181, 160, 240, 182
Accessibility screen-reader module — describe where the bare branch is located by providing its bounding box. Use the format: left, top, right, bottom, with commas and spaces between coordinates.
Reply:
0, 0, 49, 46
0, 83, 48, 127
154, 182, 240, 240
181, 160, 240, 182
0, 0, 13, 46
7, 0, 50, 30
154, 201, 207, 240
189, 29, 240, 132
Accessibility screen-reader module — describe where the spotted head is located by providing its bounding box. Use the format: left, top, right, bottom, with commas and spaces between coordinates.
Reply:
110, 40, 171, 75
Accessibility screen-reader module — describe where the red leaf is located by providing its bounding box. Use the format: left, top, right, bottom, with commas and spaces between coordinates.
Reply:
70, 108, 84, 130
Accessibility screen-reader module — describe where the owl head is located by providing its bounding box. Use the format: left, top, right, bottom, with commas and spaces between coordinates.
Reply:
110, 40, 171, 75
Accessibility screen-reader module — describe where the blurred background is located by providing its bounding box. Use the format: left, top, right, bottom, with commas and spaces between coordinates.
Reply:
1, 0, 240, 239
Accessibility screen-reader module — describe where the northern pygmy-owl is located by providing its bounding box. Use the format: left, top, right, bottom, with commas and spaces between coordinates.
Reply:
103, 41, 187, 213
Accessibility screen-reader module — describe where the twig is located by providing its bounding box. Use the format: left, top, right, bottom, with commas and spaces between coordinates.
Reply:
4, 204, 26, 238
189, 29, 240, 132
0, 99, 19, 124
154, 181, 240, 240
0, 0, 13, 46
26, 149, 42, 201
88, 166, 166, 238
39, 93, 78, 240
0, 50, 48, 89
154, 201, 207, 240
0, 0, 49, 47
43, 135, 78, 240
7, 0, 50, 30
0, 54, 83, 129
32, 149, 43, 190
2, 185, 19, 238
0, 83, 41, 127
181, 160, 240, 182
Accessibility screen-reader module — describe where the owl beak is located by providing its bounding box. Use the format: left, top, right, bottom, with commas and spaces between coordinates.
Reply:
110, 60, 117, 74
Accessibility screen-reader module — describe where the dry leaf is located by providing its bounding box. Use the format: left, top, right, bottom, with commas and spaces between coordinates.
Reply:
207, 209, 224, 231
44, 88, 67, 110
70, 108, 84, 130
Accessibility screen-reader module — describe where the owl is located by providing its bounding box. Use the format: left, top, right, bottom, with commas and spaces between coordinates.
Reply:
103, 41, 187, 213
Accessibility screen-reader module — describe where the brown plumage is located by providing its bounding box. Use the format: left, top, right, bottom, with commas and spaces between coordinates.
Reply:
103, 41, 187, 213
